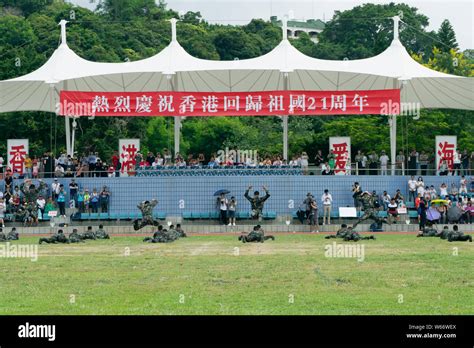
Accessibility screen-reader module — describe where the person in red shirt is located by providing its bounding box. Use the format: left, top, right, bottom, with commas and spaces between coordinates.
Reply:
111, 151, 120, 177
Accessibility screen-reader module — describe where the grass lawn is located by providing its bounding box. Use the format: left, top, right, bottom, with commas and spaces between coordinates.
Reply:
0, 234, 472, 315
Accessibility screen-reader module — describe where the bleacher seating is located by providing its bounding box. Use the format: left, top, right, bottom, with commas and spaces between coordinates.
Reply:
136, 165, 303, 177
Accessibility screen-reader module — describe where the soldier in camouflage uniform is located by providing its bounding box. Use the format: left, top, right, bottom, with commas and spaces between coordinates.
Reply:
416, 224, 439, 237
39, 229, 69, 244
244, 186, 270, 221
437, 226, 451, 240
343, 227, 376, 241
325, 224, 350, 239
352, 192, 390, 229
175, 224, 187, 238
238, 225, 275, 243
6, 227, 19, 241
20, 179, 47, 224
447, 225, 472, 242
95, 224, 110, 239
80, 226, 97, 240
69, 229, 84, 243
133, 199, 159, 231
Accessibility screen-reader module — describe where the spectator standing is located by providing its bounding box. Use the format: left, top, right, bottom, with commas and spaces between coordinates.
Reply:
460, 176, 468, 195
36, 195, 46, 220
408, 149, 417, 176
379, 151, 389, 175
419, 151, 428, 176
217, 193, 228, 225
24, 155, 32, 178
368, 151, 378, 175
408, 176, 417, 202
352, 182, 362, 210
453, 150, 461, 176
439, 183, 448, 199
69, 179, 78, 204
439, 159, 449, 176
396, 150, 405, 175
90, 189, 99, 213
321, 189, 333, 225
227, 196, 237, 226
0, 154, 4, 177
321, 162, 332, 175
100, 186, 111, 213
300, 152, 309, 175
382, 191, 391, 210
418, 198, 427, 231
57, 185, 66, 218
314, 150, 324, 174
327, 150, 336, 173
51, 179, 60, 201
461, 150, 469, 175
416, 177, 425, 197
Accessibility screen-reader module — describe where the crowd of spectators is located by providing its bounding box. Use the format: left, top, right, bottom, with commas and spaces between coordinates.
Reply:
0, 148, 473, 178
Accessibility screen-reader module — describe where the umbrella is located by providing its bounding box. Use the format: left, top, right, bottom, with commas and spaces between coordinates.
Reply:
431, 199, 448, 204
214, 189, 230, 196
447, 206, 463, 223
426, 207, 441, 221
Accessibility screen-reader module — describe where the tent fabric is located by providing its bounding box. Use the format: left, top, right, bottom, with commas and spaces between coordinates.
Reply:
1, 27, 473, 114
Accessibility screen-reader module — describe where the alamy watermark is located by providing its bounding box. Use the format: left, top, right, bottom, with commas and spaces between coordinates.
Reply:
380, 100, 421, 119
0, 242, 38, 262
324, 242, 365, 262
216, 147, 258, 164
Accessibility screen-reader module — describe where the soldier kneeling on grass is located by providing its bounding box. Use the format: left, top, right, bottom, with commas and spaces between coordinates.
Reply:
437, 226, 451, 240
238, 225, 275, 243
7, 227, 19, 241
81, 226, 97, 240
343, 227, 376, 242
39, 229, 69, 244
95, 224, 110, 239
416, 223, 438, 237
447, 225, 472, 242
144, 225, 179, 243
325, 224, 349, 239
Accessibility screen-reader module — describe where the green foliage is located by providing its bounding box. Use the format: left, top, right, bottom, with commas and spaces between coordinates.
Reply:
437, 19, 458, 53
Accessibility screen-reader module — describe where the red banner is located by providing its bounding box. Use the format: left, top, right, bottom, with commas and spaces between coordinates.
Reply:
60, 89, 400, 117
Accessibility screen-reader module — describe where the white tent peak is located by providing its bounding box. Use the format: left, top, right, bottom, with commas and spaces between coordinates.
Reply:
59, 19, 69, 45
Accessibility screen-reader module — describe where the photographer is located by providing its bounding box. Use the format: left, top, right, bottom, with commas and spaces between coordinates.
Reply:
352, 182, 362, 210
216, 193, 228, 225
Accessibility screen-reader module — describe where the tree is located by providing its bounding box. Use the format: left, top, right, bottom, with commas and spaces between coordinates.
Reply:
412, 47, 473, 77
437, 19, 458, 53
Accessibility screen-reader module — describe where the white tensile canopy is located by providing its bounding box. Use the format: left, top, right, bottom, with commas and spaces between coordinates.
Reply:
1, 17, 473, 170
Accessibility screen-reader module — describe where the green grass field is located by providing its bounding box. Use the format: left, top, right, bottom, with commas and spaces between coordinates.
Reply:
0, 234, 472, 315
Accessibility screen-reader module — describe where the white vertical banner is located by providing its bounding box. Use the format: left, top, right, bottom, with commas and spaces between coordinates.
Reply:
329, 137, 351, 175
119, 139, 140, 177
436, 136, 457, 171
7, 139, 29, 176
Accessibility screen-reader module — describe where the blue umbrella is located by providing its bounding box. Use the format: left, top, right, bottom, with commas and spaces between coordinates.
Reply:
214, 189, 230, 196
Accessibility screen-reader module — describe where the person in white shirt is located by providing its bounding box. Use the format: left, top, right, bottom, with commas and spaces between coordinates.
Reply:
379, 150, 389, 175
321, 189, 333, 225
217, 193, 228, 225
439, 183, 448, 199
459, 175, 468, 194
416, 177, 425, 197
300, 152, 309, 175
0, 155, 4, 175
288, 156, 298, 167
382, 191, 391, 210
36, 195, 46, 220
453, 150, 461, 176
408, 176, 417, 202
51, 179, 61, 201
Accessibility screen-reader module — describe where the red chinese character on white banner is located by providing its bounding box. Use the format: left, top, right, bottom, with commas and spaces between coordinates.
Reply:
437, 141, 455, 169
332, 142, 349, 174
121, 144, 138, 173
9, 145, 27, 175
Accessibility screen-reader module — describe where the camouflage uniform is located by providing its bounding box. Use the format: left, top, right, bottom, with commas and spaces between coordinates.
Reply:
437, 228, 451, 240
325, 226, 349, 239
176, 227, 187, 238
0, 232, 6, 242
417, 227, 438, 237
343, 228, 376, 241
95, 228, 110, 239
145, 229, 178, 243
244, 189, 270, 220
239, 226, 275, 243
39, 231, 69, 244
133, 199, 159, 231
352, 193, 389, 229
21, 180, 47, 221
6, 230, 19, 241
80, 230, 97, 240
447, 231, 472, 242
69, 230, 84, 243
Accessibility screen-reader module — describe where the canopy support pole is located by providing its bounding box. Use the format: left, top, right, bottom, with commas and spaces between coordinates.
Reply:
65, 116, 71, 157
171, 74, 180, 156
282, 68, 289, 162
389, 114, 396, 176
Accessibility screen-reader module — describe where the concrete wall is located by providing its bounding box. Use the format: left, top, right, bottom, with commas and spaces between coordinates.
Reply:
2, 175, 465, 216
